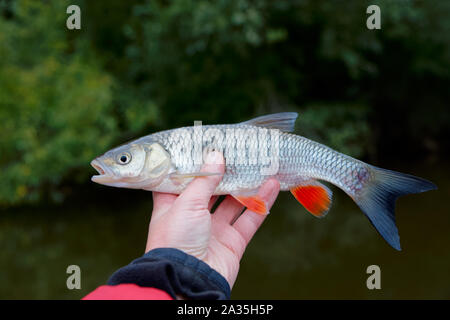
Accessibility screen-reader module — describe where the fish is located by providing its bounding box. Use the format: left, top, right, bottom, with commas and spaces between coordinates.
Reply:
90, 112, 437, 250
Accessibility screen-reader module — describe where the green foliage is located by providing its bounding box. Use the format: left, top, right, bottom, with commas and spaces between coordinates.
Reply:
0, 1, 114, 204
0, 1, 158, 205
0, 0, 449, 206
123, 0, 450, 135
297, 104, 371, 158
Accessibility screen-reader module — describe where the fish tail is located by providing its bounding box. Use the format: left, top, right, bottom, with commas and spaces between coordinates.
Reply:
353, 166, 437, 251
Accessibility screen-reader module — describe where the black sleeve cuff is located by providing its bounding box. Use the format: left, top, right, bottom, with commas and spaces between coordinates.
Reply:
107, 248, 231, 300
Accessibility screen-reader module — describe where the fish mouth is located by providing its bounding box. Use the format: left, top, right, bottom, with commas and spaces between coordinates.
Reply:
91, 159, 114, 183
91, 161, 105, 175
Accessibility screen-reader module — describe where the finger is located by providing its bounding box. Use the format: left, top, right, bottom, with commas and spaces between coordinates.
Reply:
151, 192, 178, 220
175, 151, 225, 210
233, 179, 280, 245
212, 195, 245, 224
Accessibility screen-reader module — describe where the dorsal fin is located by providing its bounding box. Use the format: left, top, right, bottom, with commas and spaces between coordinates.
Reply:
240, 112, 298, 132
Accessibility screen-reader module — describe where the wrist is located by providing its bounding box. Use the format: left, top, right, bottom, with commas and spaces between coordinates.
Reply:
108, 248, 231, 299
204, 250, 239, 289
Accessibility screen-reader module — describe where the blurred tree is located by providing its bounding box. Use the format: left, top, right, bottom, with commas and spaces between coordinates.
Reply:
123, 0, 449, 156
0, 0, 157, 205
0, 0, 449, 206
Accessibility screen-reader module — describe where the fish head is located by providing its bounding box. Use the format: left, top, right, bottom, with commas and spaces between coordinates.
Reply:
90, 142, 172, 189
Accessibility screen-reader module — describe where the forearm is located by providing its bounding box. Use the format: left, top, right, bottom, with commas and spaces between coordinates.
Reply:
83, 248, 231, 300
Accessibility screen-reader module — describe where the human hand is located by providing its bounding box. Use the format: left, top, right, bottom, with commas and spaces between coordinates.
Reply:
145, 151, 280, 288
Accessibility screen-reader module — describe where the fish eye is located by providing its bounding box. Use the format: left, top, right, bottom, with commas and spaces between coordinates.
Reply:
117, 152, 131, 165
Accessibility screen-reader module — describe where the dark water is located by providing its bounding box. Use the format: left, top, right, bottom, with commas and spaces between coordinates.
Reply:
0, 162, 448, 299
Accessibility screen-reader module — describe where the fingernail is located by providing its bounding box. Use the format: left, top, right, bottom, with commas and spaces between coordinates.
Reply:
205, 151, 221, 165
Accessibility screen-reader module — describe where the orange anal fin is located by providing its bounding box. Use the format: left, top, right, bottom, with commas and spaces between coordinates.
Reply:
290, 184, 331, 218
233, 195, 267, 215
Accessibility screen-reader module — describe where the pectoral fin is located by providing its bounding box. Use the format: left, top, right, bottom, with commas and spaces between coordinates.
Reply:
290, 181, 332, 218
231, 190, 268, 215
170, 172, 222, 185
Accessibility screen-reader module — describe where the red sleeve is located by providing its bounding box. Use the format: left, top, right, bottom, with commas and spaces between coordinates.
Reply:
82, 283, 173, 300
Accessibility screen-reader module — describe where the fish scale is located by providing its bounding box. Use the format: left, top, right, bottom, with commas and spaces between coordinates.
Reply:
147, 124, 369, 198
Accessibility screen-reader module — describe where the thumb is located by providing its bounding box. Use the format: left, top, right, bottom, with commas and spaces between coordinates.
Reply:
175, 151, 225, 210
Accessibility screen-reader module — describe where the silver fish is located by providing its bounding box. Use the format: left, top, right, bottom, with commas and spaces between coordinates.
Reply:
91, 112, 436, 250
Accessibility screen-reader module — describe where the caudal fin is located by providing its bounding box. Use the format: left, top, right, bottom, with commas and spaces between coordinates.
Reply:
354, 166, 437, 251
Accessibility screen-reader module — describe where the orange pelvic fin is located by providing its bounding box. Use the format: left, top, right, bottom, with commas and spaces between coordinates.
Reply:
232, 194, 268, 215
290, 181, 332, 218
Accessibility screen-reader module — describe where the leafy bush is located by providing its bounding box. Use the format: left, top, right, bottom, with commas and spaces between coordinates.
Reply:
0, 0, 449, 206
0, 1, 159, 205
